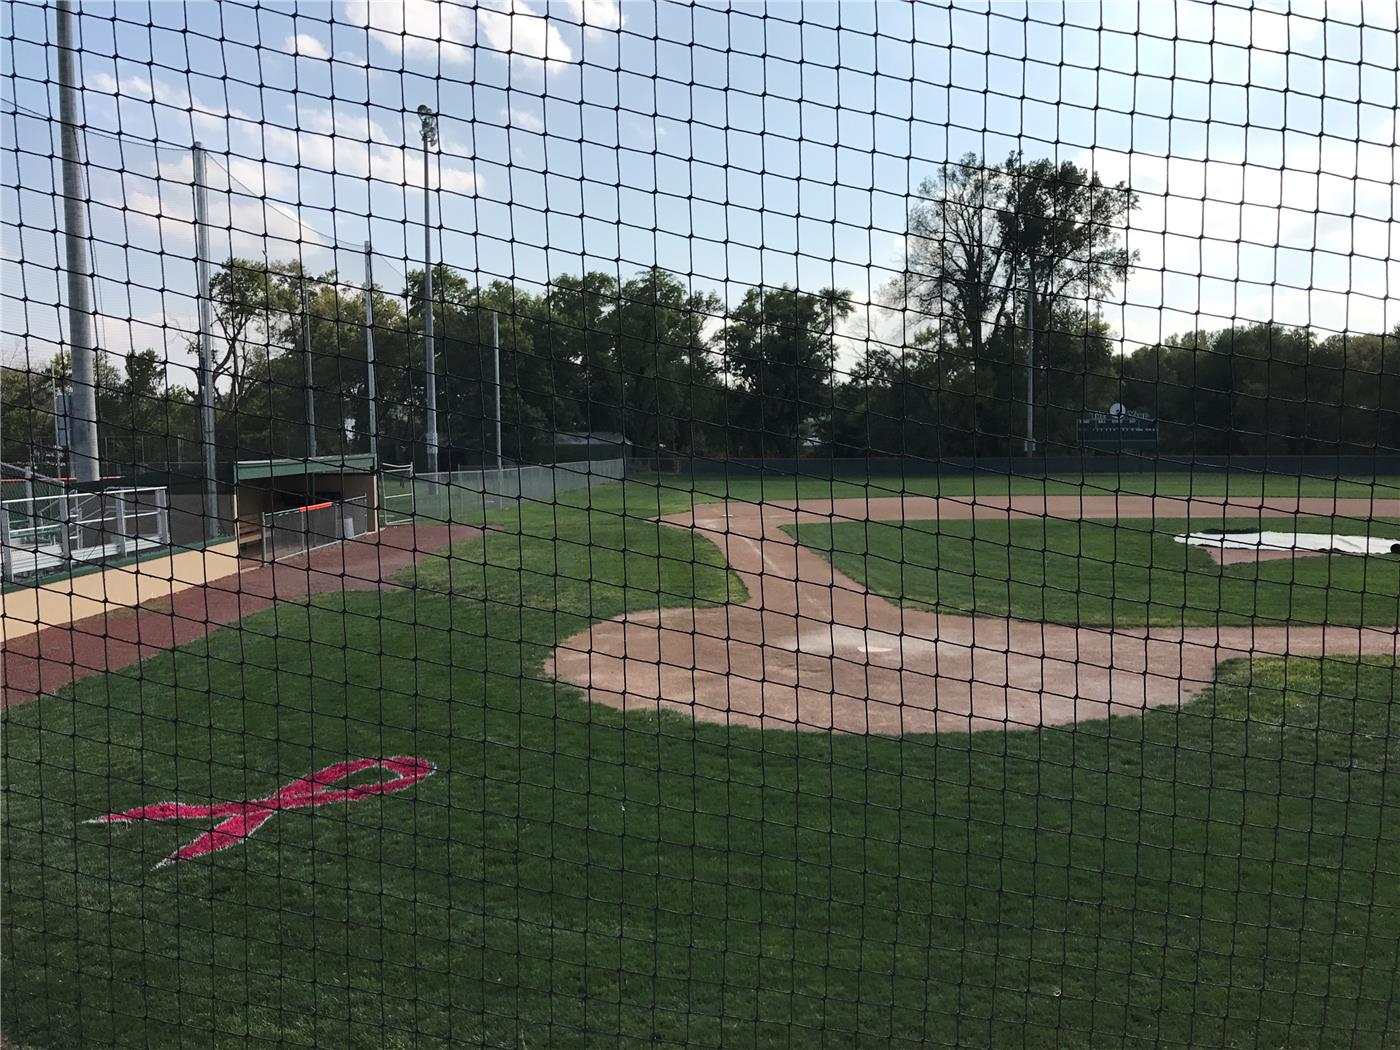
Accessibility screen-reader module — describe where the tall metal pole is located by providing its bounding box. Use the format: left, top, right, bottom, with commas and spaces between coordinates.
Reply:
364, 241, 378, 462
301, 275, 317, 458
51, 365, 62, 455
192, 143, 219, 539
418, 105, 439, 474
1024, 260, 1036, 457
56, 0, 99, 482
491, 310, 502, 471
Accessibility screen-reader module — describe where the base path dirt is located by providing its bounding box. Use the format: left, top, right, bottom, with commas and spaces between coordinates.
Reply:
2, 523, 483, 706
548, 495, 1400, 735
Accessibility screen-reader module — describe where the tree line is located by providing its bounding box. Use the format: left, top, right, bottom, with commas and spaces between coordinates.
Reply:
3, 152, 1396, 470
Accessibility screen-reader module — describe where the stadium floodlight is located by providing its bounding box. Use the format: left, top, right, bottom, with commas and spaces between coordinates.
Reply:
417, 104, 439, 147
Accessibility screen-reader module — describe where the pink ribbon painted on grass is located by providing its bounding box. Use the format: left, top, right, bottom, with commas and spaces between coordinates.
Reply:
89, 756, 435, 868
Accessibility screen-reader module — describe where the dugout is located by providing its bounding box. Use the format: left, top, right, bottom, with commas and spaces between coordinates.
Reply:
232, 455, 380, 553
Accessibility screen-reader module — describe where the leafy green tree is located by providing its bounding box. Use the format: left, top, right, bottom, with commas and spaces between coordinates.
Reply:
997, 154, 1138, 319
1, 355, 67, 467
894, 153, 1136, 454
614, 268, 722, 455
830, 343, 947, 459
541, 272, 623, 440
97, 349, 197, 465
722, 285, 853, 456
895, 157, 1012, 366
1119, 323, 1398, 457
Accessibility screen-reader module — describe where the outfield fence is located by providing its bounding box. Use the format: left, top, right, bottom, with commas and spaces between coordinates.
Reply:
381, 459, 627, 525
627, 454, 1400, 482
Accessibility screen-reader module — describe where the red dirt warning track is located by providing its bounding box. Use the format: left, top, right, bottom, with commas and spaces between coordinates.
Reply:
2, 523, 482, 705
548, 495, 1400, 735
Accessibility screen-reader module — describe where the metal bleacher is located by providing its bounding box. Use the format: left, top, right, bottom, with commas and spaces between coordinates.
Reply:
1, 480, 171, 585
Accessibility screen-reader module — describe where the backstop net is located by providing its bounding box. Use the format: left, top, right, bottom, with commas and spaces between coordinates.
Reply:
2, 2, 1397, 1048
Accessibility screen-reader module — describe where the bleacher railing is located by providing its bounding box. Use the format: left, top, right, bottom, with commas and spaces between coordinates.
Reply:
1, 485, 170, 584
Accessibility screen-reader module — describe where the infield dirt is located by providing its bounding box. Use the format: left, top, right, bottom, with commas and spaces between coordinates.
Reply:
549, 495, 1400, 734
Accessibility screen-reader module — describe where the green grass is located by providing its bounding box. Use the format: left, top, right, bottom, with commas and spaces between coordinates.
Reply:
791, 515, 1400, 627
627, 470, 1400, 506
4, 488, 1400, 1048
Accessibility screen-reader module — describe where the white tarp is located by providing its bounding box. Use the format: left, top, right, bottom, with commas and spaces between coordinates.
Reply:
1175, 531, 1400, 556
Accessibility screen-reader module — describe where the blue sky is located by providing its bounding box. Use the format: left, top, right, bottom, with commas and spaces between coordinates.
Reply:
2, 0, 1396, 390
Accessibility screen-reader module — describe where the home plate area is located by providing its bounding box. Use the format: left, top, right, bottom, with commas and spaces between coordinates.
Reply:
548, 495, 1400, 735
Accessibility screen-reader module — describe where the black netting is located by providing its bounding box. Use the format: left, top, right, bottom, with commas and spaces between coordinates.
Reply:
3, 2, 1398, 1047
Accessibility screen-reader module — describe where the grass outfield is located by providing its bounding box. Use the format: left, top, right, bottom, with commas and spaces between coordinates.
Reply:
791, 514, 1400, 627
4, 489, 1399, 1048
628, 470, 1400, 506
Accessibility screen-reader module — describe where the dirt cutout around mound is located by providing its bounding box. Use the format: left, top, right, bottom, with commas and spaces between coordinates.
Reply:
548, 495, 1400, 734
2, 523, 483, 706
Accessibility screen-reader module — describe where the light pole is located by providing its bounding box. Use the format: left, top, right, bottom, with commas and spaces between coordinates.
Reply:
417, 105, 440, 474
56, 0, 100, 481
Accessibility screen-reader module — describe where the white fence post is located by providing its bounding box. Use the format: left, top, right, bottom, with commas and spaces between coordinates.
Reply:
156, 486, 171, 544
113, 492, 130, 558
59, 490, 72, 561
1, 509, 13, 582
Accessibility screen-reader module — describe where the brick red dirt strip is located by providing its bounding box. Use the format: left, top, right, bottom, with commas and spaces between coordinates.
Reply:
548, 496, 1400, 735
1, 523, 483, 706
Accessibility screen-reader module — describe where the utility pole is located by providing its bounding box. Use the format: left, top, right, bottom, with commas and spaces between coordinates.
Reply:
364, 241, 378, 462
56, 0, 99, 482
417, 105, 439, 474
192, 143, 219, 539
491, 310, 502, 471
1024, 260, 1036, 457
301, 274, 317, 458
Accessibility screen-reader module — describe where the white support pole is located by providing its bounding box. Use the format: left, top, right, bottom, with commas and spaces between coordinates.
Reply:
156, 486, 170, 544
364, 241, 378, 462
1024, 260, 1036, 457
56, 0, 100, 483
192, 143, 220, 541
58, 489, 72, 561
1, 508, 13, 582
113, 492, 130, 558
302, 275, 318, 459
491, 310, 503, 472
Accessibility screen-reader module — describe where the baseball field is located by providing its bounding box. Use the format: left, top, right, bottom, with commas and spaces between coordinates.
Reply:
3, 471, 1398, 1048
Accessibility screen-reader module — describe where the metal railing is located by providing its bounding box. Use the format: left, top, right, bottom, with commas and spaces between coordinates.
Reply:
1, 485, 171, 584
261, 495, 369, 562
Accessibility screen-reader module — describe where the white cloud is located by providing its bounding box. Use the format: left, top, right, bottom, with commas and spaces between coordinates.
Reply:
342, 0, 575, 67
478, 0, 573, 61
560, 0, 621, 31
1077, 109, 1398, 345
343, 0, 473, 65
286, 33, 330, 60
371, 142, 479, 195
86, 70, 154, 99
508, 106, 545, 133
